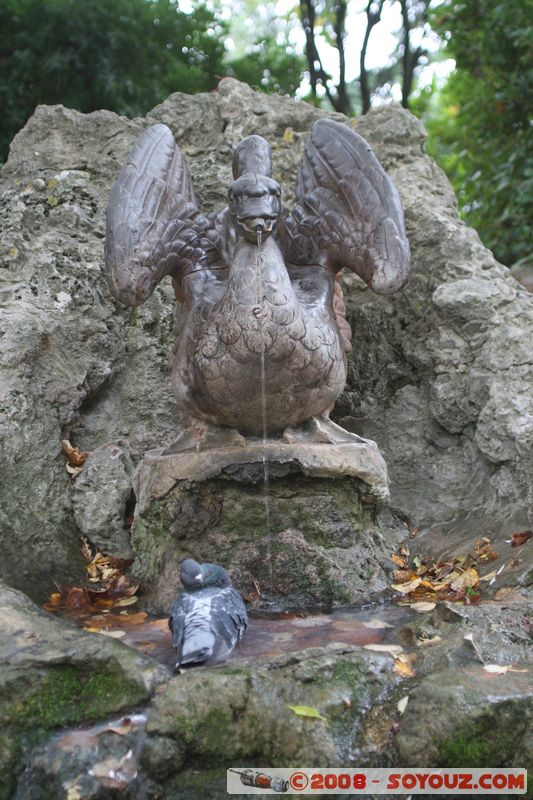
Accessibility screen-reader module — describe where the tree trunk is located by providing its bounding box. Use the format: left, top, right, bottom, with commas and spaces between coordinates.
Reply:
360, 0, 385, 114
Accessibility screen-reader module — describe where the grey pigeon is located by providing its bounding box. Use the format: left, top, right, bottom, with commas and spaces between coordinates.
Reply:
169, 559, 248, 669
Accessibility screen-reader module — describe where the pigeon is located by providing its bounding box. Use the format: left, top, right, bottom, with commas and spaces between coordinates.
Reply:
169, 558, 248, 669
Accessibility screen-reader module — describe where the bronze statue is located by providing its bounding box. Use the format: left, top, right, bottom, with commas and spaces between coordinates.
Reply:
106, 119, 409, 449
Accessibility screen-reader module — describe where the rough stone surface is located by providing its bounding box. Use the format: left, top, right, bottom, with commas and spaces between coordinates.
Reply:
396, 667, 532, 769
0, 581, 169, 798
12, 596, 533, 799
131, 467, 404, 614
135, 439, 390, 500
1, 77, 532, 602
130, 440, 394, 612
71, 442, 135, 558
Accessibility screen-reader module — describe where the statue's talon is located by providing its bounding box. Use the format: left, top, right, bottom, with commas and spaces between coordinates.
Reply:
283, 416, 372, 446
162, 425, 246, 454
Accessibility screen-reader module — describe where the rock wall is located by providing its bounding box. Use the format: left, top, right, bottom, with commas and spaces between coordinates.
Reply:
0, 79, 531, 600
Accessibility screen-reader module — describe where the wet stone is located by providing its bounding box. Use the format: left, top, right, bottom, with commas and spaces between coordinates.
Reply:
130, 443, 402, 614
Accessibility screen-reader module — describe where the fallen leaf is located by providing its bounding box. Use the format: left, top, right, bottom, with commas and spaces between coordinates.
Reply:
391, 553, 407, 567
392, 577, 422, 594
397, 696, 409, 714
48, 592, 61, 606
81, 536, 94, 563
107, 717, 136, 736
363, 644, 404, 655
363, 619, 394, 630
89, 750, 136, 787
409, 601, 436, 613
64, 781, 84, 800
479, 570, 498, 582
450, 567, 479, 592
65, 463, 83, 478
115, 596, 138, 607
400, 545, 410, 557
417, 634, 442, 647
483, 664, 528, 674
86, 552, 133, 584
97, 630, 126, 638
62, 439, 88, 467
393, 569, 418, 583
88, 575, 139, 599
493, 586, 518, 600
394, 654, 416, 678
286, 704, 327, 721
507, 531, 532, 547
44, 586, 92, 613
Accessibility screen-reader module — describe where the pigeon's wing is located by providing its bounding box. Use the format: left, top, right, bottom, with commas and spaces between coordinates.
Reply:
207, 587, 248, 664
168, 591, 199, 663
106, 123, 213, 307
281, 118, 410, 294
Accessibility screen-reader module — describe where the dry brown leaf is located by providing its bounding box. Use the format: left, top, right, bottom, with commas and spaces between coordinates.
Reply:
392, 569, 418, 583
97, 630, 126, 639
450, 567, 479, 592
48, 592, 61, 606
391, 553, 407, 567
410, 601, 436, 613
44, 586, 92, 613
392, 577, 422, 594
61, 439, 88, 467
81, 536, 94, 563
394, 653, 417, 678
86, 553, 134, 584
508, 531, 532, 547
479, 570, 498, 582
493, 586, 519, 601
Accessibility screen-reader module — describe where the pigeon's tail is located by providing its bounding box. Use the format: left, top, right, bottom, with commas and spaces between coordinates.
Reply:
177, 629, 215, 668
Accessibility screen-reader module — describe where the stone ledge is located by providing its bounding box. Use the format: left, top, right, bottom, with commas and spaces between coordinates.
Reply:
133, 440, 390, 511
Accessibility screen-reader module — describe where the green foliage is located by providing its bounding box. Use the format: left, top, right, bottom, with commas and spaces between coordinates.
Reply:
0, 0, 227, 160
228, 38, 304, 96
220, 0, 304, 95
428, 0, 533, 267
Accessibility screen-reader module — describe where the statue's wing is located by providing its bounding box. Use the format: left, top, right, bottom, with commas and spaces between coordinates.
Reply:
106, 123, 211, 306
281, 118, 410, 294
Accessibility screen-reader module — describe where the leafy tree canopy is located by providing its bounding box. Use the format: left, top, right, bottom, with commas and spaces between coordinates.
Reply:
0, 0, 227, 160
427, 0, 533, 267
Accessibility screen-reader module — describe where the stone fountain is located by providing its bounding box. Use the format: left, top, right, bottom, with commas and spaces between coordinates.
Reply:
105, 113, 410, 611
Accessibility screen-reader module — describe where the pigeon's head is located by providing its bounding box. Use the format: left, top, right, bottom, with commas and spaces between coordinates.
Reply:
180, 559, 232, 591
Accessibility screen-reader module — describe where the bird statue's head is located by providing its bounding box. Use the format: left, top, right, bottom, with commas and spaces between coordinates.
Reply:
229, 134, 282, 243
180, 558, 232, 591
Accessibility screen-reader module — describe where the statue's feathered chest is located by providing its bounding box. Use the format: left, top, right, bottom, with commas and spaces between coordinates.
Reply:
185, 238, 339, 365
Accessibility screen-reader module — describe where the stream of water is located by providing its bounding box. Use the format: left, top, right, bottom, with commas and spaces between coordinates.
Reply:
255, 226, 274, 591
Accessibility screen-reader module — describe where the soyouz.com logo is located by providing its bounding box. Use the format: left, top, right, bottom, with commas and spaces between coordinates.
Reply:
227, 768, 527, 794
